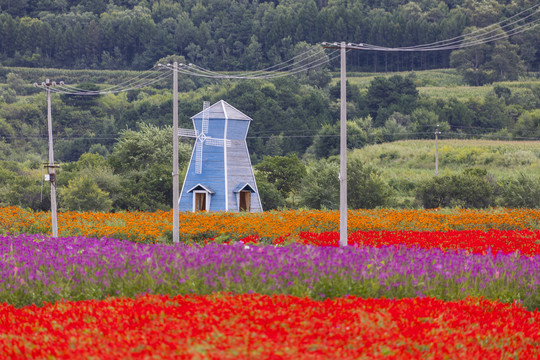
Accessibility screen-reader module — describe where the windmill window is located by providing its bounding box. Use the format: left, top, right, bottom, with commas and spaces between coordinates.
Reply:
187, 184, 215, 212
239, 191, 251, 212
193, 191, 209, 212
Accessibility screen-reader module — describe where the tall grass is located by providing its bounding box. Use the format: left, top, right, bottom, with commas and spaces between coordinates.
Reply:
331, 69, 464, 88
352, 140, 540, 206
330, 69, 540, 101
354, 140, 540, 174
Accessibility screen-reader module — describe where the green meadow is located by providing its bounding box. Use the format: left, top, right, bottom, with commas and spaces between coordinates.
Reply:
352, 139, 540, 206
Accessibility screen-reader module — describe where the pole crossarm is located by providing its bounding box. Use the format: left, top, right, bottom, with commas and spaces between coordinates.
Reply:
321, 42, 354, 50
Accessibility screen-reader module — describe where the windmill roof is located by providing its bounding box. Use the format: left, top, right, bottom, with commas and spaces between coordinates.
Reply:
191, 100, 252, 121
232, 183, 256, 193
186, 184, 215, 194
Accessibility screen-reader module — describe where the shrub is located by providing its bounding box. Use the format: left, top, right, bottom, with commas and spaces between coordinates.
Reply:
347, 157, 393, 209
60, 176, 113, 212
298, 159, 339, 210
416, 168, 495, 209
497, 173, 540, 208
254, 174, 285, 210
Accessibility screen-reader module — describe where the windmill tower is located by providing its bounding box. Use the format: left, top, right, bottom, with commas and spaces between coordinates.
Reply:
178, 100, 262, 212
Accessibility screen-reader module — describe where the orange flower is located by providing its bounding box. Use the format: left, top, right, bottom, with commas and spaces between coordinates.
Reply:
1, 207, 538, 243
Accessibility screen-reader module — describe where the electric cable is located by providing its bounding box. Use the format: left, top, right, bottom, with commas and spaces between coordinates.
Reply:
345, 3, 540, 52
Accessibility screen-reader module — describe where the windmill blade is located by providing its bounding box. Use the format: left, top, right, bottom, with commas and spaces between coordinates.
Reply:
205, 137, 231, 147
195, 140, 203, 174
178, 128, 198, 138
202, 101, 210, 134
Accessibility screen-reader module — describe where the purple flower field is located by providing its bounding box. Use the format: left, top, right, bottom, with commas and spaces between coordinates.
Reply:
1, 234, 539, 309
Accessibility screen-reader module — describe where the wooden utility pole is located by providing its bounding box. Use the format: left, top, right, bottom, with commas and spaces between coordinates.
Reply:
435, 125, 441, 176
172, 62, 180, 243
34, 79, 63, 237
322, 42, 349, 247
339, 41, 347, 247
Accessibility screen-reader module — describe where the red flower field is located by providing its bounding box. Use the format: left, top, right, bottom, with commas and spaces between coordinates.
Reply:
291, 229, 540, 256
1, 294, 539, 359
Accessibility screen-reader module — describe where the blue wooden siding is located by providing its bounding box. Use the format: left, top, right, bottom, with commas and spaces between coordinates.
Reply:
226, 119, 262, 212
179, 100, 262, 212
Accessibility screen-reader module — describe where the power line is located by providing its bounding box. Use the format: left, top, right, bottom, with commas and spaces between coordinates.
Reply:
4, 131, 538, 142
41, 45, 340, 96
342, 3, 540, 52
30, 3, 539, 95
50, 69, 171, 95
178, 49, 342, 80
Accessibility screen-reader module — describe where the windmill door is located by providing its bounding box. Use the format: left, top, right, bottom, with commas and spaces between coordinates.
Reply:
239, 191, 251, 212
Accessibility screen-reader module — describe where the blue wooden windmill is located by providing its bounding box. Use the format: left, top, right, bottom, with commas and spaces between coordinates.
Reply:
178, 100, 262, 212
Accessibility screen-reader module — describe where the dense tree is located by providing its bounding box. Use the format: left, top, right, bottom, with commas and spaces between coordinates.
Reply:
254, 154, 307, 201
108, 123, 191, 172
0, 0, 534, 72
222, 77, 333, 159
416, 168, 495, 209
437, 97, 474, 129
254, 173, 285, 210
60, 176, 113, 212
347, 157, 392, 209
487, 40, 524, 81
497, 172, 540, 208
0, 160, 48, 211
0, 0, 28, 17
513, 109, 540, 139
450, 25, 527, 85
297, 159, 339, 210
107, 123, 192, 211
310, 116, 382, 159
409, 108, 449, 139
365, 75, 419, 126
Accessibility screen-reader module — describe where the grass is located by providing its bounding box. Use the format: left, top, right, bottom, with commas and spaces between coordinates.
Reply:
419, 80, 540, 100
354, 139, 540, 174
331, 69, 540, 101
352, 139, 540, 205
331, 69, 464, 87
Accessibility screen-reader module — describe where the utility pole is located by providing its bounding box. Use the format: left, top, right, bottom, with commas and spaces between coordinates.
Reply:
322, 41, 349, 247
435, 124, 441, 176
172, 62, 179, 243
159, 62, 182, 243
339, 41, 347, 247
34, 79, 63, 238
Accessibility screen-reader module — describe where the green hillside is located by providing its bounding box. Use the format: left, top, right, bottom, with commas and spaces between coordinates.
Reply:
351, 139, 540, 206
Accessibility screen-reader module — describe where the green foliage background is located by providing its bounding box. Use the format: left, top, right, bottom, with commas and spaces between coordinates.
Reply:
0, 1, 539, 212
0, 0, 538, 74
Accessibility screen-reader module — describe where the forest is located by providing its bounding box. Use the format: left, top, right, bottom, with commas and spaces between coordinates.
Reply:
0, 0, 538, 73
0, 0, 539, 212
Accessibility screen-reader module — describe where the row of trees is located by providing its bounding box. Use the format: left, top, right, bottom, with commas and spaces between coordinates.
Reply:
0, 0, 538, 74
2, 137, 538, 212
0, 124, 192, 212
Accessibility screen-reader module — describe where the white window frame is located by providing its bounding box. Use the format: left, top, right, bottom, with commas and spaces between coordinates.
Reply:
193, 190, 211, 212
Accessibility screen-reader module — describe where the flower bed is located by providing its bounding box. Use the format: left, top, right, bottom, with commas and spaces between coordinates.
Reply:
2, 207, 539, 357
295, 229, 540, 256
1, 206, 539, 242
2, 234, 539, 310
2, 294, 539, 359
